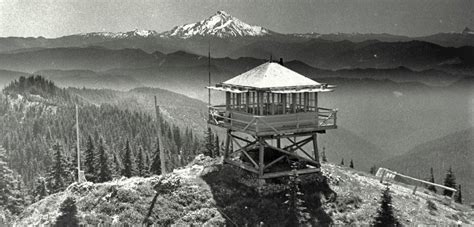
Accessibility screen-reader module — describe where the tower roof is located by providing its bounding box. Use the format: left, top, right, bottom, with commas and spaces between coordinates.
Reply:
222, 62, 321, 89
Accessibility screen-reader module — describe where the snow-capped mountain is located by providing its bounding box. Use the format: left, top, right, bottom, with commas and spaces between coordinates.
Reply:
78, 29, 159, 39
160, 11, 274, 39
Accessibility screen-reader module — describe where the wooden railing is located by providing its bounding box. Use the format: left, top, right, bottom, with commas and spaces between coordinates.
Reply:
209, 105, 337, 136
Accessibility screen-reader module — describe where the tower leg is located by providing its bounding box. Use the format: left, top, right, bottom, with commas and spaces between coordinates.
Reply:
259, 138, 265, 177
313, 133, 319, 164
224, 130, 231, 159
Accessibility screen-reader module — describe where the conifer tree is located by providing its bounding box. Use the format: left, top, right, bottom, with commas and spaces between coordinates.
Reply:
55, 197, 79, 227
340, 158, 344, 166
443, 167, 456, 197
350, 159, 354, 168
373, 187, 399, 227
149, 140, 161, 175
112, 154, 121, 177
97, 139, 112, 183
84, 135, 95, 182
136, 147, 144, 177
204, 127, 214, 157
455, 185, 462, 204
321, 147, 327, 162
370, 165, 377, 175
32, 176, 48, 202
49, 143, 67, 193
284, 163, 310, 226
122, 140, 134, 178
0, 146, 23, 214
427, 167, 437, 193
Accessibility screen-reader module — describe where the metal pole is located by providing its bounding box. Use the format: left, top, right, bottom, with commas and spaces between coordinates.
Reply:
208, 40, 211, 107
76, 105, 81, 182
155, 96, 166, 175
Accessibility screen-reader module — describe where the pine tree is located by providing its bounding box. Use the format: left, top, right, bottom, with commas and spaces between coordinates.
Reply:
112, 154, 121, 177
373, 187, 399, 227
370, 165, 377, 175
0, 146, 23, 214
455, 185, 462, 204
443, 167, 456, 197
84, 135, 95, 182
349, 159, 354, 168
49, 143, 67, 193
136, 147, 144, 177
122, 140, 134, 178
97, 139, 112, 183
55, 197, 79, 227
204, 127, 214, 157
32, 176, 48, 202
340, 158, 344, 166
321, 147, 327, 162
427, 167, 437, 193
149, 140, 161, 175
284, 163, 310, 226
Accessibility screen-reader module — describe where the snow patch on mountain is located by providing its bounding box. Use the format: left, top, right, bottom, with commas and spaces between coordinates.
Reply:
79, 29, 159, 38
160, 11, 273, 39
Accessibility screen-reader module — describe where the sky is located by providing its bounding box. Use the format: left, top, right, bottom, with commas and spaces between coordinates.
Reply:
0, 0, 473, 38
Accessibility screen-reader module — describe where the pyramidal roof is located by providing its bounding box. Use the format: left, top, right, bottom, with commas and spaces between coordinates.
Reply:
222, 62, 321, 89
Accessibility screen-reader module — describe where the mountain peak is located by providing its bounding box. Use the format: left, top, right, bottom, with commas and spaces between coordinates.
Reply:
160, 11, 274, 39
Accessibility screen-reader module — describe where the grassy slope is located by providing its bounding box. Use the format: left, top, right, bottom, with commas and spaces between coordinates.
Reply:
15, 156, 474, 226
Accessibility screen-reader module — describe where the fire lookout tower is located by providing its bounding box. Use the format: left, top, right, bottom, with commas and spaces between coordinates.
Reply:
208, 61, 337, 178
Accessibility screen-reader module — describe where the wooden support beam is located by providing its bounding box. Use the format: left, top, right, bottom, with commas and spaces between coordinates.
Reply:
265, 143, 320, 167
231, 134, 254, 144
264, 155, 286, 170
284, 136, 313, 152
225, 158, 259, 174
262, 168, 320, 179
313, 133, 319, 162
231, 136, 259, 169
224, 130, 231, 159
259, 138, 265, 177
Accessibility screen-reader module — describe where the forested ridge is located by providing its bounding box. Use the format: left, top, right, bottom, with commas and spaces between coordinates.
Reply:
0, 76, 206, 216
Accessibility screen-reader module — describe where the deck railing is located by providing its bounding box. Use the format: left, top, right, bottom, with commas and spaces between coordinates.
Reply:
209, 105, 337, 136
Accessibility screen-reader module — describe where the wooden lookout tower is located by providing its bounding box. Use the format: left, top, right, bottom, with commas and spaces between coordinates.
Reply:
208, 61, 337, 178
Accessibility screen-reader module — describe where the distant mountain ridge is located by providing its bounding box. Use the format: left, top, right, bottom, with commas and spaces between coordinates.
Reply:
0, 10, 473, 56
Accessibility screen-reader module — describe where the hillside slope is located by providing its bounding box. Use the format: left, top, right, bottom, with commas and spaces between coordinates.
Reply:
380, 128, 474, 204
14, 155, 474, 226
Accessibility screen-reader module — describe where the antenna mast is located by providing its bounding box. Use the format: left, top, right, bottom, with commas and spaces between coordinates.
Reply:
208, 40, 211, 107
155, 96, 166, 175
75, 105, 81, 182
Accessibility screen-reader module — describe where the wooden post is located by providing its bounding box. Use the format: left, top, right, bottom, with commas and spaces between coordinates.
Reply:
237, 93, 241, 111
155, 96, 166, 175
271, 93, 275, 115
412, 185, 418, 195
225, 92, 231, 111
277, 138, 281, 148
312, 133, 319, 162
380, 170, 387, 183
259, 138, 265, 177
292, 93, 297, 113
282, 94, 287, 114
224, 130, 231, 159
246, 92, 250, 113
